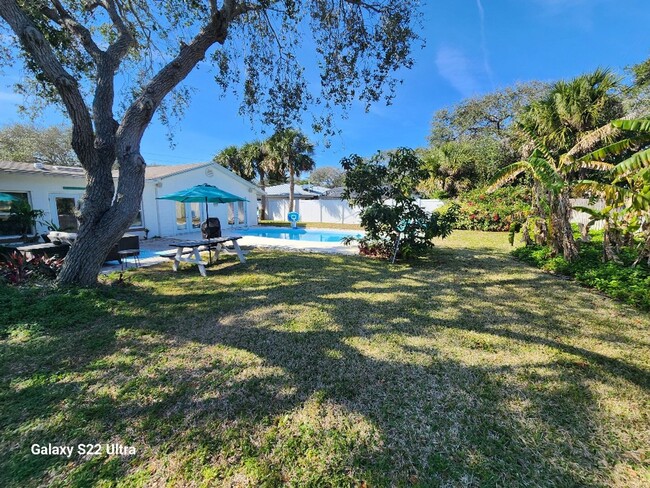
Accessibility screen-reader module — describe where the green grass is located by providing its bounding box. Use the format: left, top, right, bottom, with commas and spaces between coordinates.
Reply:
1, 230, 649, 487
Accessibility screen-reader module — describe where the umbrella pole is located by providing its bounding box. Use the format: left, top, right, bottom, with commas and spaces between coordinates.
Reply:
205, 198, 212, 265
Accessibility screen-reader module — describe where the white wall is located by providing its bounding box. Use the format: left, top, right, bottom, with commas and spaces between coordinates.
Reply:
1, 172, 88, 239
1, 162, 260, 241
570, 198, 605, 231
151, 164, 259, 237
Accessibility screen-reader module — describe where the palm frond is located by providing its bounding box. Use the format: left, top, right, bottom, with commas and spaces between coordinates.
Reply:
572, 206, 607, 221
567, 123, 621, 159
487, 161, 529, 193
528, 156, 564, 193
612, 118, 650, 132
613, 147, 650, 177
578, 138, 636, 163
576, 160, 615, 172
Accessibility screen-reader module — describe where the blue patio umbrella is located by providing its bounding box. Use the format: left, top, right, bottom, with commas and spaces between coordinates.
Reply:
157, 184, 247, 260
157, 184, 247, 222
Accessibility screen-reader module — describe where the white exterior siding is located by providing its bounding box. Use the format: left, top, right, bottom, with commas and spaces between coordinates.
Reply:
0, 172, 89, 237
151, 168, 258, 237
1, 161, 261, 241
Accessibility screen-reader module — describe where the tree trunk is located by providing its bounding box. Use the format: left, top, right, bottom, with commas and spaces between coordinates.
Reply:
259, 169, 267, 221
549, 189, 579, 261
57, 152, 146, 286
289, 164, 295, 213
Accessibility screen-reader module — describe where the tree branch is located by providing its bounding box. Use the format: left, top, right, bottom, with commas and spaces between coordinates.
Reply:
50, 0, 103, 61
0, 0, 95, 166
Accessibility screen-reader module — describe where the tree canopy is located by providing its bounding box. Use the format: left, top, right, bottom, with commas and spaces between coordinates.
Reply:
0, 0, 423, 285
0, 123, 78, 166
309, 166, 345, 188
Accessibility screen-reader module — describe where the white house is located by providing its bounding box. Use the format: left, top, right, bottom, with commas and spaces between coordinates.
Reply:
0, 160, 263, 242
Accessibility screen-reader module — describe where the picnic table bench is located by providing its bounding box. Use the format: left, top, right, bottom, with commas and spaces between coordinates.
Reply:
168, 236, 246, 277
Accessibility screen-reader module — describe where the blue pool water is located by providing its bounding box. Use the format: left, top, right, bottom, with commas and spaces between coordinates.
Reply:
236, 227, 363, 243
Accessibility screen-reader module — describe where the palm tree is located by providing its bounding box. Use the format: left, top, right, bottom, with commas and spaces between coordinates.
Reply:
266, 129, 316, 212
214, 146, 255, 180
489, 70, 623, 261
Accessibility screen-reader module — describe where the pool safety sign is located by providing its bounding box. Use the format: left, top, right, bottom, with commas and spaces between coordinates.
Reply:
288, 212, 299, 228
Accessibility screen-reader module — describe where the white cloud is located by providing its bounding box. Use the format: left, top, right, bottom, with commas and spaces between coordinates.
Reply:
435, 46, 480, 97
476, 0, 494, 86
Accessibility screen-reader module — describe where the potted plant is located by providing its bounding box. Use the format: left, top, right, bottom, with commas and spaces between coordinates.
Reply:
9, 200, 44, 243
38, 219, 61, 243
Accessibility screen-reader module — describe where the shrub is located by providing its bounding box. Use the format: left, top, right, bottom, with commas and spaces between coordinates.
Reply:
512, 235, 650, 310
0, 251, 64, 285
454, 186, 531, 232
342, 148, 459, 260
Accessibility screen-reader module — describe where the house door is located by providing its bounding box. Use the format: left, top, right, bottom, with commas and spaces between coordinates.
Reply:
49, 194, 82, 231
175, 202, 202, 234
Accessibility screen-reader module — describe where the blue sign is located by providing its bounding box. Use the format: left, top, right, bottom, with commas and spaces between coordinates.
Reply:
288, 212, 300, 222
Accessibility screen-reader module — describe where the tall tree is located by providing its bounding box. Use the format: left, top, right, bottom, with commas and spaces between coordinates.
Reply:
0, 123, 78, 165
308, 166, 345, 188
0, 0, 422, 285
426, 82, 549, 193
266, 129, 315, 212
490, 69, 623, 261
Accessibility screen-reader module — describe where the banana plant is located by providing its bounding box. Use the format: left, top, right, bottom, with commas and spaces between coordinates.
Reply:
574, 118, 650, 265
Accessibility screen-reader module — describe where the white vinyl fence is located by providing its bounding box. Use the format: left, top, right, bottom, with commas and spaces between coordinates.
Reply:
265, 198, 445, 224
570, 198, 605, 231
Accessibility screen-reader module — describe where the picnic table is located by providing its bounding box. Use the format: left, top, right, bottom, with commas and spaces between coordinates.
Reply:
168, 236, 246, 277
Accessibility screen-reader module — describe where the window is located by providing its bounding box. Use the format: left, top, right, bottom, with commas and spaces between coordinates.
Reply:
227, 203, 235, 225
54, 196, 79, 231
0, 192, 30, 237
237, 201, 246, 225
131, 209, 143, 228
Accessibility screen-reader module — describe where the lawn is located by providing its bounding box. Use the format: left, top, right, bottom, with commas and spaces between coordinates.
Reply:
1, 231, 649, 487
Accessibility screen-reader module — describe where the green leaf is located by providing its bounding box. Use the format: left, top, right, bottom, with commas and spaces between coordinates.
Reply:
579, 138, 636, 163
612, 119, 650, 132
613, 147, 650, 176
486, 161, 529, 192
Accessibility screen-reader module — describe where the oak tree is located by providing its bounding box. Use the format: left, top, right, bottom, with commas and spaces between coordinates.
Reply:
0, 0, 422, 285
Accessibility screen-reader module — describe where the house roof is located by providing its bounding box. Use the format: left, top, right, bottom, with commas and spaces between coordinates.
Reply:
143, 163, 209, 179
0, 160, 87, 177
265, 183, 331, 197
0, 160, 264, 194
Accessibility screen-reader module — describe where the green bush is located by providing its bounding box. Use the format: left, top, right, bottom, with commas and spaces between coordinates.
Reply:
512, 235, 650, 310
454, 186, 531, 232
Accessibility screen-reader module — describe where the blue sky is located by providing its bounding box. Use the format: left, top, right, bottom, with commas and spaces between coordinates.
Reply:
1, 0, 649, 169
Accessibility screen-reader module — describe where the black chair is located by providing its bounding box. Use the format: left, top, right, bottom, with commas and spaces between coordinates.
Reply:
201, 218, 222, 239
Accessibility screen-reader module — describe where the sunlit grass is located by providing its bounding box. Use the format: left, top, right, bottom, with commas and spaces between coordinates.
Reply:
1, 231, 649, 487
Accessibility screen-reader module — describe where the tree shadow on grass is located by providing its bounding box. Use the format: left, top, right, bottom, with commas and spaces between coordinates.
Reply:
2, 248, 650, 486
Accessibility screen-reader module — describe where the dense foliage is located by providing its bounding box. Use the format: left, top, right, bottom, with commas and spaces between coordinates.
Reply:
342, 148, 458, 260
513, 232, 650, 310
0, 123, 78, 166
454, 186, 531, 232
0, 251, 63, 285
420, 82, 549, 196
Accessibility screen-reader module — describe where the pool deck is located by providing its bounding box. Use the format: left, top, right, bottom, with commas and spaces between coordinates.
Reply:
102, 226, 360, 273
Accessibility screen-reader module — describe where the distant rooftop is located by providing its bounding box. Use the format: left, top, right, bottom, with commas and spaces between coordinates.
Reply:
0, 161, 211, 180
0, 160, 87, 177
265, 183, 331, 197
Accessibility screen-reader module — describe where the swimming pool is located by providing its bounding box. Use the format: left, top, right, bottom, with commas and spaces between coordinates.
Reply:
236, 227, 363, 243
